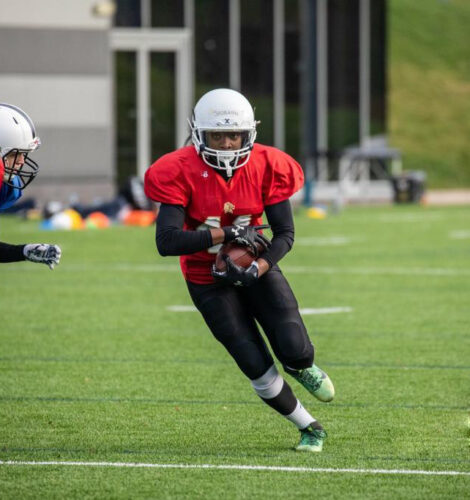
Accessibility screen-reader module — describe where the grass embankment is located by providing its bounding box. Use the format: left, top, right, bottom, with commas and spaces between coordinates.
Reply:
388, 0, 470, 187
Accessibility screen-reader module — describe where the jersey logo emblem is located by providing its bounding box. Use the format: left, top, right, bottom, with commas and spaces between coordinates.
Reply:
201, 170, 209, 178
224, 202, 235, 214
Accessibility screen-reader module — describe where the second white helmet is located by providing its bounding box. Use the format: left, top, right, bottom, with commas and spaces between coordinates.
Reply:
190, 89, 257, 174
0, 103, 41, 190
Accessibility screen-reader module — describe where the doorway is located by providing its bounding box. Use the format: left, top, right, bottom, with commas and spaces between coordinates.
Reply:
110, 28, 193, 186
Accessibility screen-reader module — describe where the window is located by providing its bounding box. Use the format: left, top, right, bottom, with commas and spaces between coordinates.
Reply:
328, 0, 360, 152
150, 52, 176, 160
151, 0, 184, 27
195, 0, 230, 95
241, 0, 274, 146
115, 51, 137, 186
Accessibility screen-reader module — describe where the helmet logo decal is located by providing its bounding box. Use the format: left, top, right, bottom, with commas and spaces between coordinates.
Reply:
224, 202, 235, 214
213, 110, 238, 116
216, 118, 239, 127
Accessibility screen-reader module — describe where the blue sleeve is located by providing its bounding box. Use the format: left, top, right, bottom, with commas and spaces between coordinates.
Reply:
0, 177, 22, 211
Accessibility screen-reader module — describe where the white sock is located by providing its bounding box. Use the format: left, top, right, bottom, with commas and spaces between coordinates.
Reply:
284, 399, 315, 429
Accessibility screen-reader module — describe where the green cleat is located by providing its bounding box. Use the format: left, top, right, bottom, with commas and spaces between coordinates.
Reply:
296, 425, 327, 452
289, 364, 335, 402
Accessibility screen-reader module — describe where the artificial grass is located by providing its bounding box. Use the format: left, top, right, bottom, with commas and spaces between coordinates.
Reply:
0, 205, 469, 498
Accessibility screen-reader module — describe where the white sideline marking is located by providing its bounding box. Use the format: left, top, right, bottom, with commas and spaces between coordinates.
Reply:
167, 306, 352, 315
1, 460, 469, 476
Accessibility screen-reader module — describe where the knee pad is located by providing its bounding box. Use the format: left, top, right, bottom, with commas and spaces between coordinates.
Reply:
251, 364, 284, 399
275, 320, 314, 369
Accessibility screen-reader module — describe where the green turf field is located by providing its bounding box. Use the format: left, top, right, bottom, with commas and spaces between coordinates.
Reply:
0, 204, 469, 498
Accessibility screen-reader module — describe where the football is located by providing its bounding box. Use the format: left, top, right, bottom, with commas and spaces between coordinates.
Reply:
215, 242, 257, 271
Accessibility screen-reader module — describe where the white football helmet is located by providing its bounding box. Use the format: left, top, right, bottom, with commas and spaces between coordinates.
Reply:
190, 88, 257, 176
0, 103, 41, 190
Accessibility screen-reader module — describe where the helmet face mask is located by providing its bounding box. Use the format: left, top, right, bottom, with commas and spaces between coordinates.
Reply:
190, 89, 257, 177
3, 149, 39, 190
0, 103, 41, 190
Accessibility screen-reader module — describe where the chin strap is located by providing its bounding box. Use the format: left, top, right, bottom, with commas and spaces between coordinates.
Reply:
222, 159, 233, 178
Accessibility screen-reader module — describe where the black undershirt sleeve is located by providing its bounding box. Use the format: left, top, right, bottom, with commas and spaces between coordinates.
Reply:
0, 242, 26, 263
155, 204, 213, 256
155, 199, 295, 265
258, 199, 295, 268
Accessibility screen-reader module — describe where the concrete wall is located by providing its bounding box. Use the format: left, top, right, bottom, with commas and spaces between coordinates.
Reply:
0, 0, 115, 206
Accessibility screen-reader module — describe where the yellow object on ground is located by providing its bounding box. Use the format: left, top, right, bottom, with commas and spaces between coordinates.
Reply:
307, 206, 327, 219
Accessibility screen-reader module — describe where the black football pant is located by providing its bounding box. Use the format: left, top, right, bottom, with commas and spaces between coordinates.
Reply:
186, 266, 314, 380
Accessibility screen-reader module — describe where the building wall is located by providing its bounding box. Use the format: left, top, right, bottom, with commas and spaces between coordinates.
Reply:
0, 0, 115, 205
0, 0, 389, 206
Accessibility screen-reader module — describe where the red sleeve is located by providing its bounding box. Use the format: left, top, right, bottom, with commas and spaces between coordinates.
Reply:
262, 148, 304, 205
144, 152, 191, 206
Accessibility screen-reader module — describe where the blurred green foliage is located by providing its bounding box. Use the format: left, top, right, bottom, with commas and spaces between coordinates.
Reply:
388, 0, 470, 187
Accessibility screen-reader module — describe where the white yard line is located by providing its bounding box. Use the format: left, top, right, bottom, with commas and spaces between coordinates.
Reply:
3, 263, 469, 276
377, 214, 444, 222
283, 266, 470, 276
295, 236, 352, 246
1, 460, 469, 477
449, 230, 470, 239
167, 306, 353, 315
167, 305, 198, 312
299, 307, 353, 315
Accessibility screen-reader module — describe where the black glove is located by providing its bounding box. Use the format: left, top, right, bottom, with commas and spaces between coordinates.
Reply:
212, 256, 260, 287
222, 224, 271, 257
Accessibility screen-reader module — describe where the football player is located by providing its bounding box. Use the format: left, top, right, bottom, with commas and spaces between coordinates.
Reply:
144, 88, 334, 452
0, 103, 61, 268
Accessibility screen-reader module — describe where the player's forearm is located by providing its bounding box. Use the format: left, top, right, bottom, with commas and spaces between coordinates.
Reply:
156, 203, 215, 256
157, 227, 213, 256
0, 241, 26, 262
209, 227, 225, 245
259, 200, 295, 268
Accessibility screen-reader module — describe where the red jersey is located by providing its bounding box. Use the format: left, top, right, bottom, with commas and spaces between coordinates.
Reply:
144, 144, 304, 284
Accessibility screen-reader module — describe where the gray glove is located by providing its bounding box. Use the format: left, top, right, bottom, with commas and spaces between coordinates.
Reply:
23, 244, 62, 270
